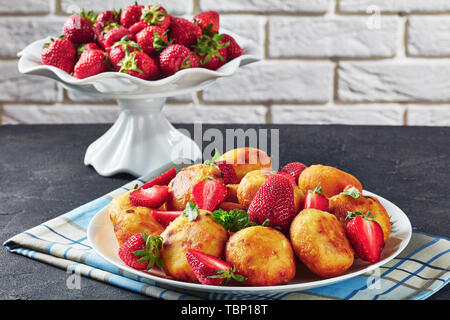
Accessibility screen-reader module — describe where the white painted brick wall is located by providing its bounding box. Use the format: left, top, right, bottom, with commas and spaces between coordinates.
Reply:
203, 61, 334, 103
268, 17, 399, 58
0, 0, 50, 13
0, 61, 63, 102
271, 104, 405, 125
60, 0, 191, 15
1, 0, 450, 126
339, 0, 450, 13
407, 17, 450, 57
338, 61, 450, 102
200, 0, 332, 13
0, 17, 66, 58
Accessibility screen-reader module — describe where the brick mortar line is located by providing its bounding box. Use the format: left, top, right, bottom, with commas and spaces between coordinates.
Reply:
6, 102, 449, 106
334, 11, 450, 16
403, 107, 408, 126
5, 56, 450, 62
2, 10, 450, 17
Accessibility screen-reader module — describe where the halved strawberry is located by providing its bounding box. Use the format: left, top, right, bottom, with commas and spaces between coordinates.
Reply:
151, 210, 182, 226
345, 211, 385, 263
129, 185, 169, 208
275, 171, 296, 186
280, 162, 308, 182
215, 161, 239, 185
192, 180, 227, 211
140, 168, 176, 189
186, 249, 246, 286
118, 232, 164, 270
247, 174, 296, 231
303, 183, 329, 211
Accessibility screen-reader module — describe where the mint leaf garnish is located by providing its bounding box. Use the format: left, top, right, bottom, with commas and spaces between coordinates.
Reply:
183, 201, 199, 221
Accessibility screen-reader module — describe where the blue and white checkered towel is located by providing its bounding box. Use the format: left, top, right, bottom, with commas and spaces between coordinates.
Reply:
4, 162, 450, 300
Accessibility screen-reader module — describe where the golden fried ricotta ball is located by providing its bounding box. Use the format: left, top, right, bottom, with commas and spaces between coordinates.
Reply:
290, 209, 354, 278
166, 164, 223, 211
237, 169, 274, 208
160, 210, 229, 282
329, 194, 391, 243
217, 147, 272, 181
225, 226, 296, 286
298, 164, 363, 198
225, 184, 239, 203
113, 207, 165, 246
108, 190, 133, 225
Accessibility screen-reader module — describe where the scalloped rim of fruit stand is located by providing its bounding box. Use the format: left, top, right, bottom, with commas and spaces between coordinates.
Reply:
17, 29, 262, 99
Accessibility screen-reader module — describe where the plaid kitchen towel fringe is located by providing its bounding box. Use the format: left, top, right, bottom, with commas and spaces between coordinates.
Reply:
3, 162, 450, 300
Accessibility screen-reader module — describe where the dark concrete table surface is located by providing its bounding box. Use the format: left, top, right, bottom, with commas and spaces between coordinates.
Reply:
0, 124, 448, 300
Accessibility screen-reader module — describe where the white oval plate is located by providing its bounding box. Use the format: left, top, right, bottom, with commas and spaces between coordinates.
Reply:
87, 190, 412, 296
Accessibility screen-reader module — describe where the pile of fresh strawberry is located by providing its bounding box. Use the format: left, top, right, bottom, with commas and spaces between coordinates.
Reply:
41, 4, 243, 80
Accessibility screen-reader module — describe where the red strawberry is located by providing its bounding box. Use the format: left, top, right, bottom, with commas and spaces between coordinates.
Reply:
186, 249, 246, 286
140, 168, 177, 189
215, 161, 239, 185
303, 183, 329, 211
41, 36, 77, 74
193, 11, 220, 34
117, 50, 160, 80
73, 49, 109, 79
129, 185, 169, 208
345, 211, 385, 263
62, 9, 96, 44
93, 21, 121, 49
120, 4, 144, 28
103, 27, 134, 51
118, 232, 164, 270
340, 184, 361, 199
280, 162, 307, 182
108, 37, 141, 69
140, 4, 171, 31
136, 25, 171, 57
247, 174, 296, 231
96, 9, 121, 24
129, 20, 150, 36
169, 17, 202, 48
77, 42, 100, 56
151, 210, 182, 226
276, 171, 296, 187
192, 180, 227, 211
159, 44, 199, 77
222, 34, 243, 61
194, 33, 229, 70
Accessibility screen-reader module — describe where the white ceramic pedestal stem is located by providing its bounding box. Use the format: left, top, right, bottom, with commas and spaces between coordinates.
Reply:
84, 98, 202, 177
